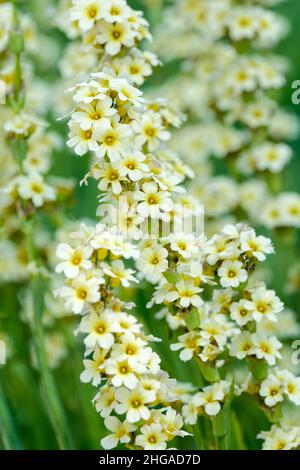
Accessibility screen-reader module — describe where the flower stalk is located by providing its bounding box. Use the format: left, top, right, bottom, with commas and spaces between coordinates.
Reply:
0, 381, 20, 449
25, 217, 73, 449
2, 0, 74, 449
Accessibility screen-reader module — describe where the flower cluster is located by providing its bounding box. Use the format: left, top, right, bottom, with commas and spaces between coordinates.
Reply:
153, 0, 300, 232
54, 0, 300, 451
55, 0, 161, 116
182, 381, 231, 423
53, 0, 196, 450
147, 3, 300, 446
68, 0, 150, 55
147, 223, 300, 433
0, 1, 73, 285
3, 115, 57, 209
66, 69, 188, 240
258, 424, 300, 450
55, 223, 187, 449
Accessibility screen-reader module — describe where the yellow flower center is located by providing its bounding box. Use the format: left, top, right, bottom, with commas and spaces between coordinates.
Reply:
105, 135, 115, 146
72, 254, 82, 265
130, 66, 140, 75
110, 7, 121, 16
147, 195, 158, 205
239, 17, 251, 28
77, 289, 87, 300
145, 127, 155, 137
112, 30, 121, 40
31, 183, 43, 193
253, 110, 262, 118
126, 347, 135, 355
290, 206, 300, 215
267, 151, 277, 161
261, 344, 270, 354
237, 71, 247, 82
186, 339, 196, 349
88, 7, 97, 18
132, 399, 141, 408
127, 163, 135, 170
257, 305, 266, 313
109, 171, 119, 181
96, 324, 105, 334
120, 365, 129, 374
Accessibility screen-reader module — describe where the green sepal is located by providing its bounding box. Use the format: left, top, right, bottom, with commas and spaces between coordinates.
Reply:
167, 304, 177, 316
163, 271, 181, 284
9, 31, 24, 55
10, 137, 27, 166
186, 307, 200, 331
217, 348, 229, 360
248, 357, 268, 382
197, 360, 220, 383
263, 403, 282, 424
245, 321, 256, 334
32, 276, 46, 321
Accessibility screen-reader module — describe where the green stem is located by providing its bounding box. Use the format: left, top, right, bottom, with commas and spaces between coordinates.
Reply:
10, 0, 24, 110
14, 53, 22, 103
7, 2, 73, 449
231, 412, 246, 450
192, 422, 205, 450
32, 303, 74, 449
0, 380, 21, 449
147, 0, 163, 27
25, 220, 73, 449
210, 418, 220, 450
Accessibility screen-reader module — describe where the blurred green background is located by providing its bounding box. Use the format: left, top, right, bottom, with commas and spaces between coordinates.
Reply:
0, 0, 299, 450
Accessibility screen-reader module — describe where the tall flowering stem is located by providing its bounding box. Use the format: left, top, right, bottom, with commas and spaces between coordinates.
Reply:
0, 381, 20, 449
54, 0, 300, 450
1, 0, 73, 449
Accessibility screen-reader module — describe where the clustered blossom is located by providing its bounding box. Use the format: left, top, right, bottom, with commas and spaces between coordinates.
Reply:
65, 69, 188, 242
258, 424, 300, 450
153, 0, 300, 232
0, 1, 71, 284
55, 223, 187, 449
148, 223, 300, 439
54, 0, 300, 451
54, 0, 161, 116
3, 116, 57, 208
148, 1, 300, 449
54, 0, 194, 450
0, 1, 74, 370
